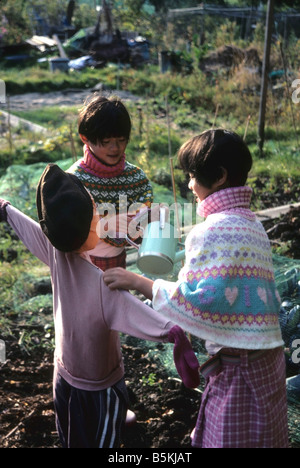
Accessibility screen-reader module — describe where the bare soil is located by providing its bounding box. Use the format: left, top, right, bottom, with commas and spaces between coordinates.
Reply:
1, 330, 299, 449
0, 336, 202, 448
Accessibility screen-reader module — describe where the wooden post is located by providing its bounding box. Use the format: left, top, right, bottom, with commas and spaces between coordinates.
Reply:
52, 34, 68, 59
69, 123, 77, 163
212, 103, 220, 129
244, 115, 251, 141
257, 0, 274, 157
279, 42, 299, 150
6, 95, 13, 155
165, 96, 181, 239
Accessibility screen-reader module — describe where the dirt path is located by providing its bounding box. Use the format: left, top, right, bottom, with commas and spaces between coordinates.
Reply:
3, 87, 140, 112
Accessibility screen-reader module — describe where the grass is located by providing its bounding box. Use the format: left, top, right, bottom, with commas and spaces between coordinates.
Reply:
0, 221, 53, 349
1, 67, 101, 95
12, 106, 80, 129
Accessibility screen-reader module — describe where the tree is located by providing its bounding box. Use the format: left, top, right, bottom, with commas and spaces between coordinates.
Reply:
123, 0, 145, 16
0, 0, 96, 45
0, 0, 30, 45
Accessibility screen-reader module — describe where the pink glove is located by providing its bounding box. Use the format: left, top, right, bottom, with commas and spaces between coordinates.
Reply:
168, 325, 200, 388
0, 199, 10, 222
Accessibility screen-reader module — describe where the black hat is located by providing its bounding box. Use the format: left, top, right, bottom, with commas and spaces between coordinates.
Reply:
36, 164, 93, 252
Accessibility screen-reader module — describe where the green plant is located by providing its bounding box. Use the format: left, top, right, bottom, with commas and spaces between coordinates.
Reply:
141, 372, 157, 387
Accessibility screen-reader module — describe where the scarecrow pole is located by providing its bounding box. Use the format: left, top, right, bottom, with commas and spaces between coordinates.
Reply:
6, 95, 13, 155
165, 96, 181, 241
244, 115, 251, 141
212, 103, 220, 129
257, 0, 274, 157
69, 123, 77, 163
166, 99, 191, 346
279, 42, 299, 150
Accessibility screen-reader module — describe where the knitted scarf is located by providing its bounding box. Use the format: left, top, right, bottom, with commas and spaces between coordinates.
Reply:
152, 186, 283, 350
80, 145, 126, 178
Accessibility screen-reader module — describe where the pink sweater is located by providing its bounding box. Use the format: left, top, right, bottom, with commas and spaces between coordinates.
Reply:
6, 205, 173, 391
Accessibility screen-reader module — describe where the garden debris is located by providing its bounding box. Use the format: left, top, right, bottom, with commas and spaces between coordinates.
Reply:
1, 1, 149, 69
68, 55, 98, 71
25, 35, 57, 53
199, 44, 261, 73
62, 1, 149, 67
262, 205, 300, 259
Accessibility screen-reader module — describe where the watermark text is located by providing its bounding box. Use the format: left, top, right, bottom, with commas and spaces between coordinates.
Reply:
95, 197, 200, 240
0, 339, 6, 363
292, 79, 300, 104
291, 339, 300, 364
0, 79, 6, 104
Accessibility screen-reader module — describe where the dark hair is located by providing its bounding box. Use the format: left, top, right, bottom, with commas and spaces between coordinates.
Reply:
178, 129, 252, 188
78, 95, 131, 145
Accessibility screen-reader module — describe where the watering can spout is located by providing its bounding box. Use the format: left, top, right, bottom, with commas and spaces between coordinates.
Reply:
175, 248, 186, 264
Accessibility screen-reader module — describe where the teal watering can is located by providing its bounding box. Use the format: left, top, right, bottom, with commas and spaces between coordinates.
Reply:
127, 207, 185, 275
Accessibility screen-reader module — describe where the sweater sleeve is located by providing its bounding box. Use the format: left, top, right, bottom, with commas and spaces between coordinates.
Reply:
100, 276, 173, 342
6, 205, 50, 266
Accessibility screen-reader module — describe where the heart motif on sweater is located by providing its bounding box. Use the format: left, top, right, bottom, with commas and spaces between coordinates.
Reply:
225, 287, 238, 306
257, 287, 267, 304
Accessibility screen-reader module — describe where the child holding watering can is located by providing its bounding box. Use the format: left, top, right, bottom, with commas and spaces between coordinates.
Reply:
67, 94, 153, 271
104, 128, 289, 448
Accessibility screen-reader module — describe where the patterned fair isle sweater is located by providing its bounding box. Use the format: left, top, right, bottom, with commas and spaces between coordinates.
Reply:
152, 186, 284, 350
68, 145, 153, 248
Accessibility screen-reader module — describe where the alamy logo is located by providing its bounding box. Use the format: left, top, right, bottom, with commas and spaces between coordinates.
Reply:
0, 339, 6, 363
0, 79, 6, 104
292, 79, 300, 104
291, 339, 300, 364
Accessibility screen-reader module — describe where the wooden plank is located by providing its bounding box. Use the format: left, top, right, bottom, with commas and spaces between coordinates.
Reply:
52, 34, 68, 59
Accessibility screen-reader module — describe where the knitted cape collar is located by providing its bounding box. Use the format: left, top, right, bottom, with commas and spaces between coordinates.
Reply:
81, 144, 126, 178
197, 186, 253, 219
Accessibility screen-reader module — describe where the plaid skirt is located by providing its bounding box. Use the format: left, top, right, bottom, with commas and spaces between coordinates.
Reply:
192, 347, 289, 448
90, 249, 126, 271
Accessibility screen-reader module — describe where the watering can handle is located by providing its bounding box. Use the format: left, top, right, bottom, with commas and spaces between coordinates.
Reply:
125, 235, 140, 250
160, 206, 166, 229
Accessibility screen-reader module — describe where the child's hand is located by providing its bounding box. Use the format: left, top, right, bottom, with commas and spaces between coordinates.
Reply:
0, 199, 10, 223
103, 267, 154, 300
98, 213, 137, 239
168, 325, 200, 389
103, 267, 136, 290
